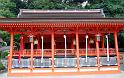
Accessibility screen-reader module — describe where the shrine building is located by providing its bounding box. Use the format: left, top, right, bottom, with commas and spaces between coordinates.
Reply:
0, 9, 124, 76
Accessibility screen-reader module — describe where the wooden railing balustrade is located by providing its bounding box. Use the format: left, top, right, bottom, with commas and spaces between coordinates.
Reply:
79, 49, 96, 56
12, 48, 116, 57
33, 49, 52, 57
55, 49, 76, 56
99, 48, 116, 56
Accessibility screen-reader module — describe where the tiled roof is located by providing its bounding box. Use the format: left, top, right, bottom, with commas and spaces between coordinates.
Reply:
18, 9, 105, 18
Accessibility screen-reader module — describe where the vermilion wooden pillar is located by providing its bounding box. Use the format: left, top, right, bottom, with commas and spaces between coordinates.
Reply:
96, 35, 100, 71
51, 31, 54, 72
102, 34, 105, 48
76, 30, 80, 71
37, 35, 41, 49
30, 35, 34, 72
114, 32, 120, 70
8, 32, 14, 73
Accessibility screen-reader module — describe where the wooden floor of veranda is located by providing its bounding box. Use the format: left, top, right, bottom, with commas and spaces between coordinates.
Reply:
0, 64, 124, 78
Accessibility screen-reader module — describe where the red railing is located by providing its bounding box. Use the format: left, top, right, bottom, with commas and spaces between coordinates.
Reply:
79, 48, 97, 56
12, 48, 116, 57
13, 49, 52, 57
79, 48, 116, 56
99, 48, 116, 56
55, 49, 76, 56
33, 49, 52, 57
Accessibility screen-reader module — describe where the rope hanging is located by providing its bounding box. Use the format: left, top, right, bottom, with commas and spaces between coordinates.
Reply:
18, 36, 24, 64
41, 36, 44, 63
106, 35, 109, 61
85, 35, 88, 62
64, 34, 67, 58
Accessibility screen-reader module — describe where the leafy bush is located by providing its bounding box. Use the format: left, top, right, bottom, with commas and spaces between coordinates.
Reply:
0, 51, 9, 59
0, 63, 5, 70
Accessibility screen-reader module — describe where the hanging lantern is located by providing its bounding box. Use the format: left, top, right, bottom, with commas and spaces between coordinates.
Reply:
96, 34, 101, 42
90, 38, 94, 44
29, 35, 33, 42
34, 39, 38, 45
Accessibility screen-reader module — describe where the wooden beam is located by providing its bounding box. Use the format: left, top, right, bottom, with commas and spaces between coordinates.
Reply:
8, 32, 14, 73
51, 31, 55, 72
114, 32, 120, 70
76, 30, 80, 71
8, 66, 120, 76
30, 35, 34, 72
96, 34, 100, 71
102, 34, 105, 48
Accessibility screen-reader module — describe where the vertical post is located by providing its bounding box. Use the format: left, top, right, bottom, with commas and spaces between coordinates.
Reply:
102, 34, 105, 48
85, 35, 88, 62
41, 36, 44, 63
106, 35, 109, 61
114, 32, 120, 70
76, 30, 80, 71
64, 35, 67, 57
18, 36, 24, 64
96, 34, 100, 71
8, 32, 14, 73
51, 31, 54, 72
30, 35, 34, 72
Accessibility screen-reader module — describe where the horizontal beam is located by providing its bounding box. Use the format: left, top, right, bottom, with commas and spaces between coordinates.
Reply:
8, 67, 120, 76
0, 22, 123, 28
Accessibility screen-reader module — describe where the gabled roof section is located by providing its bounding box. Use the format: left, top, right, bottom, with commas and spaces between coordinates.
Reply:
18, 9, 105, 18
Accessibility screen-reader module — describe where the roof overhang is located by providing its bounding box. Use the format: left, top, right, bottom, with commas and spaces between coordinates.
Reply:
0, 18, 124, 34
18, 9, 105, 18
0, 18, 123, 27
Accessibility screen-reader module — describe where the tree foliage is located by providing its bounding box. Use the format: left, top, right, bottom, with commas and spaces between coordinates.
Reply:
0, 0, 16, 17
0, 31, 10, 45
27, 0, 84, 10
87, 0, 124, 17
0, 0, 123, 18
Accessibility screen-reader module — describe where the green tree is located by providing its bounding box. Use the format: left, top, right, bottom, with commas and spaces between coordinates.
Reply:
0, 0, 16, 17
0, 31, 10, 45
27, 0, 85, 10
11, 0, 29, 15
87, 0, 124, 18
